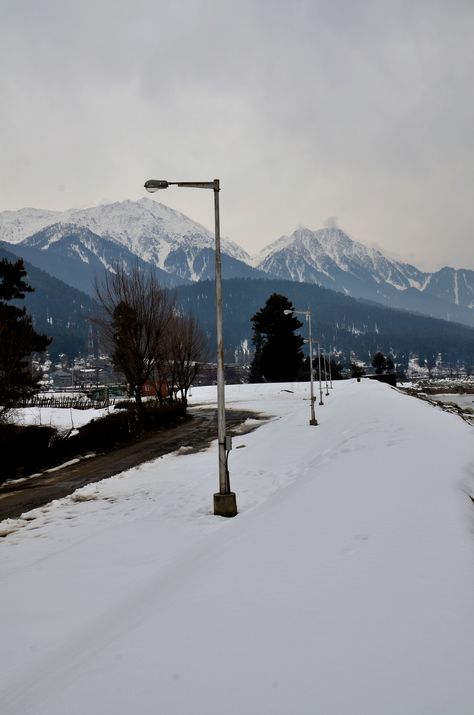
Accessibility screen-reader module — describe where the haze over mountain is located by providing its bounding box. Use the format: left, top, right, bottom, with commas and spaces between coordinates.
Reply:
0, 199, 472, 327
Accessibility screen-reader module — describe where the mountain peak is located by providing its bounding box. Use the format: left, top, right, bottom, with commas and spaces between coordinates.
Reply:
254, 225, 355, 264
0, 202, 471, 327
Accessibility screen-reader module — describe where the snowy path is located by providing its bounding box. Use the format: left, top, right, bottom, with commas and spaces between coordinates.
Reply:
1, 380, 473, 714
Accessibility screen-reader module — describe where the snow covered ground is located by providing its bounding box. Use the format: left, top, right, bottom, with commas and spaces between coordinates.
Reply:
1, 380, 473, 715
430, 393, 474, 411
12, 404, 111, 430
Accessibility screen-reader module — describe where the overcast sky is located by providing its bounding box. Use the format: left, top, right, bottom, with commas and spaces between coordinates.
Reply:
1, 0, 473, 270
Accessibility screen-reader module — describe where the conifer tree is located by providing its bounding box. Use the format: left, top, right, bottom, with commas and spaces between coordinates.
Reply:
0, 258, 51, 416
386, 354, 395, 372
249, 293, 304, 382
371, 351, 387, 374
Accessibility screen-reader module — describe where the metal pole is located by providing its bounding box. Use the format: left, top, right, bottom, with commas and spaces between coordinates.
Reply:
213, 181, 237, 516
307, 310, 317, 425
328, 350, 333, 389
318, 343, 324, 405
323, 351, 329, 396
214, 181, 228, 492
144, 176, 237, 516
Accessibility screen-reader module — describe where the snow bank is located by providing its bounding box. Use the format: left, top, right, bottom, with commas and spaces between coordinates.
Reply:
13, 405, 110, 430
1, 381, 473, 714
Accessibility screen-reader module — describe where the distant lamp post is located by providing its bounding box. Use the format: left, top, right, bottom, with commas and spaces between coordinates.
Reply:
322, 350, 330, 396
285, 308, 317, 425
328, 351, 333, 389
144, 178, 237, 517
317, 342, 324, 405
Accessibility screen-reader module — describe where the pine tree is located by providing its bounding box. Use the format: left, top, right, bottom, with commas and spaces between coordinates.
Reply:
249, 294, 304, 382
371, 351, 387, 374
351, 363, 365, 379
0, 259, 51, 416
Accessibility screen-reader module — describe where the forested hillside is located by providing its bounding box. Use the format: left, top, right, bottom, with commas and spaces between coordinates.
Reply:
176, 278, 474, 369
0, 244, 99, 358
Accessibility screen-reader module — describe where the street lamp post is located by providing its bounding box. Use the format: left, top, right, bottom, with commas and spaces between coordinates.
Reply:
285, 308, 317, 425
144, 178, 237, 517
323, 350, 330, 396
317, 342, 324, 405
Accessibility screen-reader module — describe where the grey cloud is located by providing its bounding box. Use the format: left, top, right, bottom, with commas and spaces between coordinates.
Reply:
0, 0, 473, 270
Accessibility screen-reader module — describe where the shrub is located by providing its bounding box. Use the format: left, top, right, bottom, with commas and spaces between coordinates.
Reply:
1, 400, 187, 481
0, 424, 57, 483
113, 399, 136, 410
52, 411, 139, 459
141, 401, 186, 430
51, 400, 186, 460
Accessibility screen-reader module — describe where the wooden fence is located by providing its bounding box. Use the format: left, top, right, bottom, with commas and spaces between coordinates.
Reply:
18, 395, 114, 410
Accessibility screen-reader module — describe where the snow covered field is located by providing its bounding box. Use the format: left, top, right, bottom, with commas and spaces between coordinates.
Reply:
13, 404, 111, 430
430, 393, 474, 411
1, 380, 473, 715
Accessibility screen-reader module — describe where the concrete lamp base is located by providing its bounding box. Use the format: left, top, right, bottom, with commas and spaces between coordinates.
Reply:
214, 492, 238, 517
309, 418, 318, 426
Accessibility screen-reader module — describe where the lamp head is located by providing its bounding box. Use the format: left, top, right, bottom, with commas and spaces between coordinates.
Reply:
144, 179, 169, 193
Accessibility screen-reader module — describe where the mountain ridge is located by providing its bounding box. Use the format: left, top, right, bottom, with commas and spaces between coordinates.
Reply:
0, 200, 472, 327
253, 226, 474, 326
1, 233, 472, 368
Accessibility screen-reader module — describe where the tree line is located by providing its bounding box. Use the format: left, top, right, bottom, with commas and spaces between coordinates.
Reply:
0, 259, 207, 424
247, 293, 406, 383
2, 259, 472, 428
175, 278, 474, 370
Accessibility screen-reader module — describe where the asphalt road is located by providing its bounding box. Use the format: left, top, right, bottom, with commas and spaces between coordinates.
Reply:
0, 407, 263, 522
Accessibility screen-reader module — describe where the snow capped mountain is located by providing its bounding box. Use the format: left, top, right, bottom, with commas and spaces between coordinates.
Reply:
254, 226, 424, 288
421, 266, 474, 309
0, 201, 472, 327
254, 227, 474, 326
0, 200, 262, 290
0, 207, 62, 244
5, 223, 183, 296
0, 199, 250, 268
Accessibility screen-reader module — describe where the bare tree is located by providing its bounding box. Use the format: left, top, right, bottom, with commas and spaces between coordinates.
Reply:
95, 266, 175, 415
164, 314, 208, 404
